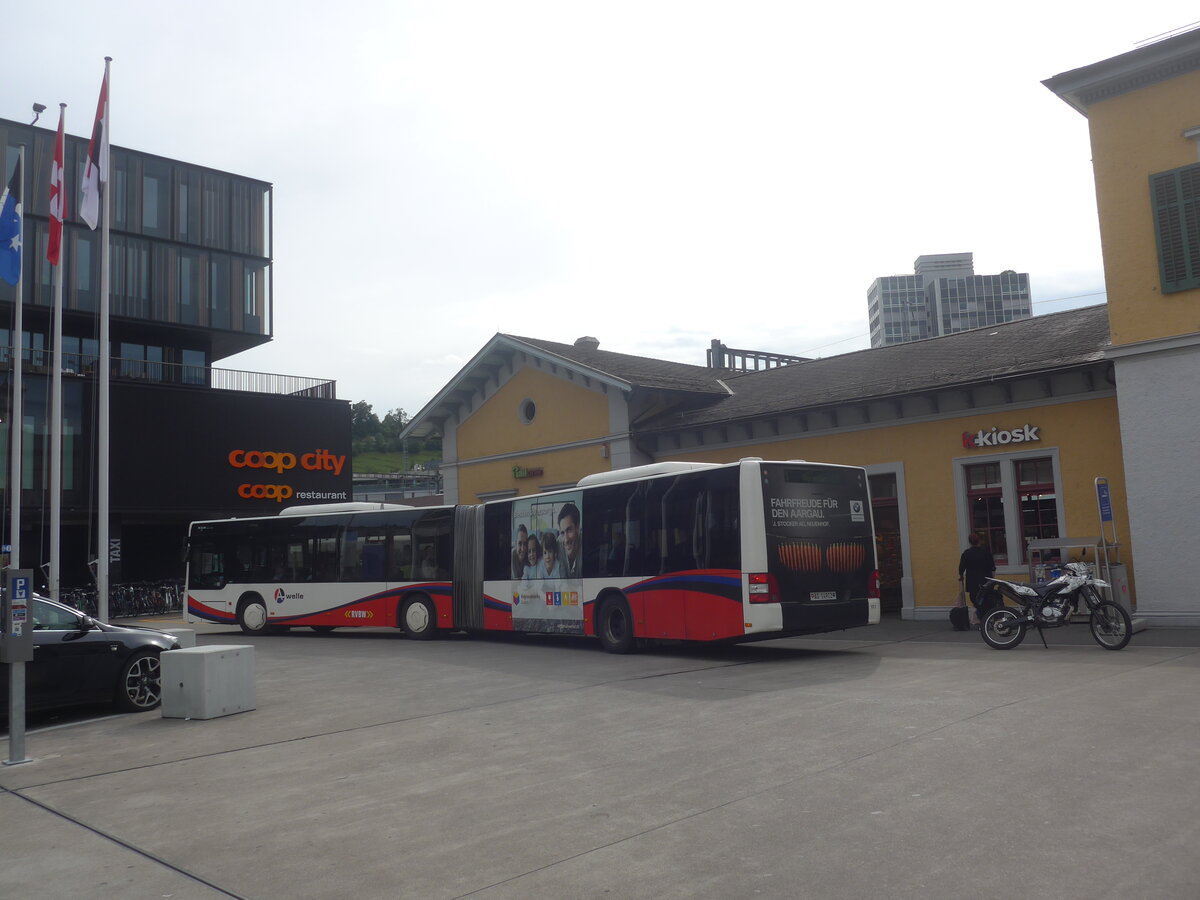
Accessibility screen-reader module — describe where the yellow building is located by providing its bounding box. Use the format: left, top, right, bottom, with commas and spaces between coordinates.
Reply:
1046, 27, 1200, 626
403, 309, 1130, 620
404, 28, 1200, 625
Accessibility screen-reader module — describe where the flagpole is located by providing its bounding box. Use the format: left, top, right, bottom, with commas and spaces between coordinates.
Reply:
49, 104, 68, 602
97, 58, 112, 621
8, 147, 25, 575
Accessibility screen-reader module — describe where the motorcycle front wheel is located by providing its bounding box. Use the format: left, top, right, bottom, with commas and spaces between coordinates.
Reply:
1090, 600, 1132, 651
982, 607, 1026, 650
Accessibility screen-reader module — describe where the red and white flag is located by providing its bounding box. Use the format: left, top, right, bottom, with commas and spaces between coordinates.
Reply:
48, 106, 67, 265
80, 66, 109, 231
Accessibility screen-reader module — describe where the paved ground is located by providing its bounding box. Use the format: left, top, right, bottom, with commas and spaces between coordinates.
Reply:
3, 615, 1199, 899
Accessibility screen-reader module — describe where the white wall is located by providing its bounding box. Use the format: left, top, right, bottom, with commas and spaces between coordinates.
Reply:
1111, 338, 1200, 625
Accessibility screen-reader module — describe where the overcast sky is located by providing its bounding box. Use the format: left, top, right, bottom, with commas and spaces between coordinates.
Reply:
5, 3, 1199, 418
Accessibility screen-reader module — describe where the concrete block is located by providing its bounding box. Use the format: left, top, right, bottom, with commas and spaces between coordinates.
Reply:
161, 644, 256, 720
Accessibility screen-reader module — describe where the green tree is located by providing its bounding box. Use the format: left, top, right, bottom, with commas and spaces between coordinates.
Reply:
351, 401, 383, 455
380, 408, 409, 452
352, 401, 381, 441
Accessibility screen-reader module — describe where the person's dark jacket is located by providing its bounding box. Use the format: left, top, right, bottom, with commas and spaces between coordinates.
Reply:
958, 545, 996, 596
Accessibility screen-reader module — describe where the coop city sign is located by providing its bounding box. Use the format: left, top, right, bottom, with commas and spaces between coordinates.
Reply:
228, 447, 348, 503
962, 424, 1041, 449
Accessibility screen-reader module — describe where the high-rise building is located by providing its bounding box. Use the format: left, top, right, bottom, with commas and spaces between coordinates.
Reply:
867, 253, 1032, 347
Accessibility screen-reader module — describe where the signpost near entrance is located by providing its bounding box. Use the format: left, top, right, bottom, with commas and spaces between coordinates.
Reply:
2, 568, 35, 765
1096, 477, 1114, 526
1094, 476, 1133, 613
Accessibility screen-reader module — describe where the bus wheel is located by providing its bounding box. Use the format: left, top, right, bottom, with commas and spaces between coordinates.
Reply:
401, 595, 438, 640
237, 595, 269, 635
597, 596, 636, 654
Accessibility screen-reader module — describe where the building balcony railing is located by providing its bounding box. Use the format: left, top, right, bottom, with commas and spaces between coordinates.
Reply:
1, 350, 337, 399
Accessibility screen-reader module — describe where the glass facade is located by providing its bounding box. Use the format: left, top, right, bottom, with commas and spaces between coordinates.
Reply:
0, 117, 272, 349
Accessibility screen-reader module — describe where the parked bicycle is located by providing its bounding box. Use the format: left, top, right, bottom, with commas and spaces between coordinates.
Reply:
979, 562, 1132, 651
54, 580, 184, 619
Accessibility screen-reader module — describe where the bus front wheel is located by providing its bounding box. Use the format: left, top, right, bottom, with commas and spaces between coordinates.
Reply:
596, 596, 636, 654
237, 595, 269, 635
401, 595, 438, 640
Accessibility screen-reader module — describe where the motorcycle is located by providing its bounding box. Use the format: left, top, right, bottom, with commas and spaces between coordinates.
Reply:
978, 562, 1132, 651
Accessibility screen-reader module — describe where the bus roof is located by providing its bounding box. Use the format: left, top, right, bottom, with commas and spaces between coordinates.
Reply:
277, 502, 415, 517
576, 460, 722, 488
574, 458, 862, 489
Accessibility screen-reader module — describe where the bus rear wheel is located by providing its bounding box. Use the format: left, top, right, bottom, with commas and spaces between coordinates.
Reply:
401, 595, 438, 640
597, 596, 636, 654
237, 595, 269, 635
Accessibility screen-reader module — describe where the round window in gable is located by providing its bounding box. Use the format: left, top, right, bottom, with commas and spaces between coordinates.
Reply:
519, 398, 537, 424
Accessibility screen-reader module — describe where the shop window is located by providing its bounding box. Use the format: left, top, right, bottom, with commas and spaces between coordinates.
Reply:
1017, 458, 1058, 550
960, 453, 1061, 567
1150, 163, 1200, 294
965, 462, 1007, 565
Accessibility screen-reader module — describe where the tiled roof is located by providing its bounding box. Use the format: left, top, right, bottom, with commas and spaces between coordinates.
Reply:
504, 335, 734, 394
404, 307, 1111, 439
637, 304, 1112, 430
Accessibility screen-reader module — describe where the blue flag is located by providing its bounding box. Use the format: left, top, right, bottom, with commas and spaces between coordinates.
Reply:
0, 158, 21, 286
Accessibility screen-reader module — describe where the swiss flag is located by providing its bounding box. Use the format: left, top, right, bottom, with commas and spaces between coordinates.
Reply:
80, 66, 109, 231
48, 106, 66, 266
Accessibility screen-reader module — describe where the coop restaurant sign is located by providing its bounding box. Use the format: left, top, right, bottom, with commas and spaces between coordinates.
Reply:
962, 424, 1040, 449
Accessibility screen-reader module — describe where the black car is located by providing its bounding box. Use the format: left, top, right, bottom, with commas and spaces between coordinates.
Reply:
1, 595, 181, 717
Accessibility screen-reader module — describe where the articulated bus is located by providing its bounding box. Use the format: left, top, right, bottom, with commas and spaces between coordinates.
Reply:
185, 458, 880, 651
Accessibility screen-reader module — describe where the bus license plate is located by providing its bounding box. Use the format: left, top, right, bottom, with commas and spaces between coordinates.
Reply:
810, 591, 837, 601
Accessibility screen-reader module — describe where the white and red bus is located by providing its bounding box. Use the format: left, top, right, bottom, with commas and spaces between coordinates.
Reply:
185, 502, 456, 635
185, 458, 880, 651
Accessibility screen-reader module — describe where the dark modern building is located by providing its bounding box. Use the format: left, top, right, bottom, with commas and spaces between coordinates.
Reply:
868, 253, 1032, 347
0, 115, 350, 588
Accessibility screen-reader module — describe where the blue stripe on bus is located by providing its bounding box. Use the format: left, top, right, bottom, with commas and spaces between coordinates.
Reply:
622, 572, 742, 602
483, 594, 512, 612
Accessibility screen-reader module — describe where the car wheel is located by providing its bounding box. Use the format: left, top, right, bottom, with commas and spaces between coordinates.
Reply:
116, 651, 163, 712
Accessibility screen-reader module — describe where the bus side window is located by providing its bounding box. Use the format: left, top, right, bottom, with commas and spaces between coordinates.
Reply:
389, 529, 413, 582
361, 543, 385, 581
413, 509, 453, 580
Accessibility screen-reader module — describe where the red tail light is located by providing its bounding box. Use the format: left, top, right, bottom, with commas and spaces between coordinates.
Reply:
868, 570, 881, 600
748, 572, 780, 604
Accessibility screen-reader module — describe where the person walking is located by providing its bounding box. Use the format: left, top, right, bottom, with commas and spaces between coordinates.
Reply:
958, 532, 996, 628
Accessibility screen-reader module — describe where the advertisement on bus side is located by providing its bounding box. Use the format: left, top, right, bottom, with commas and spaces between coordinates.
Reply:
510, 492, 584, 634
